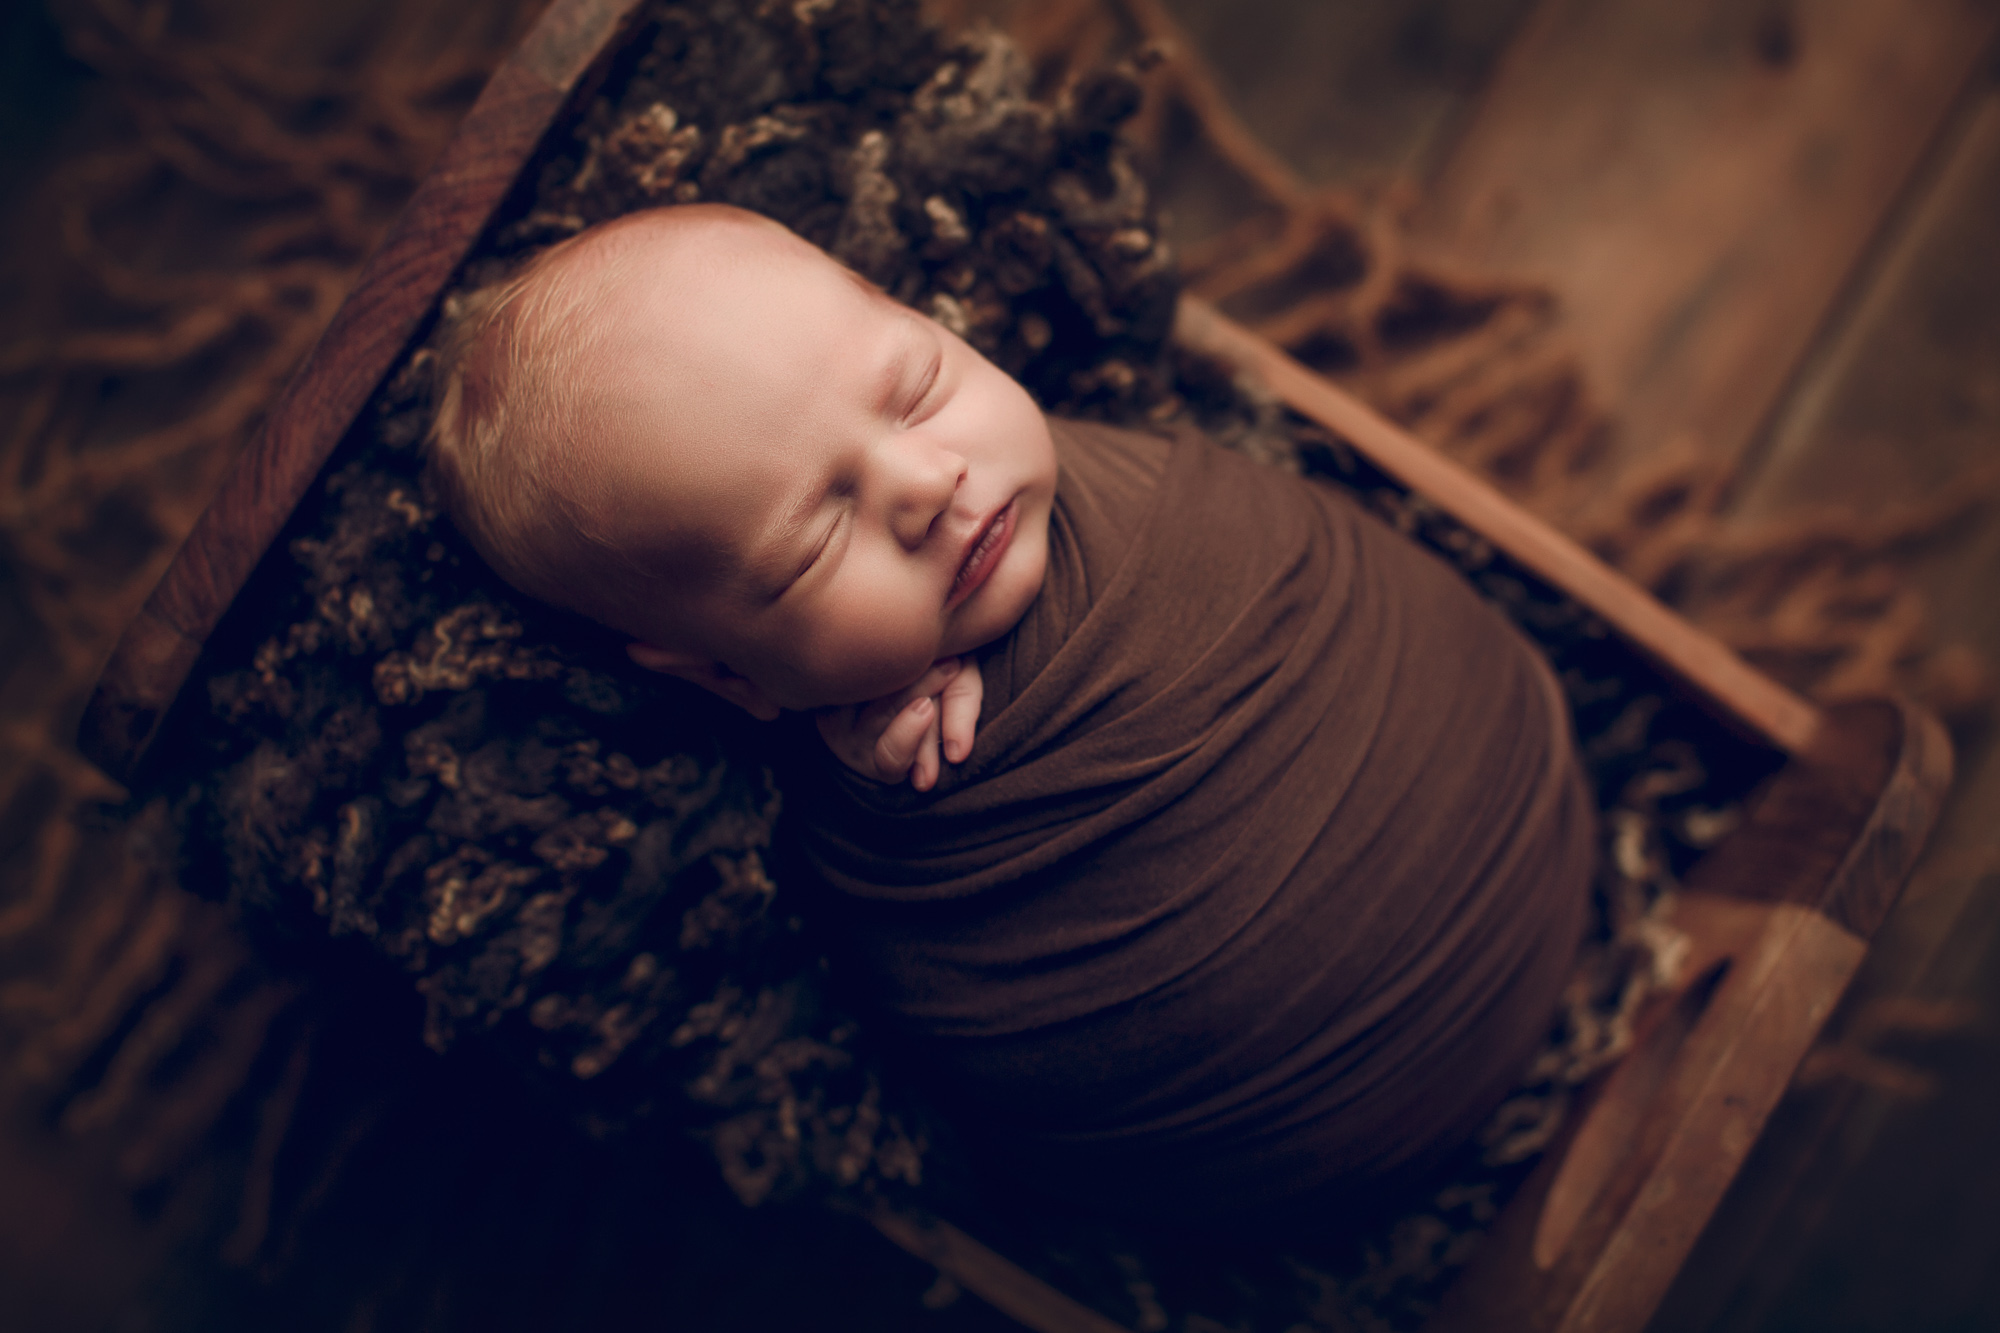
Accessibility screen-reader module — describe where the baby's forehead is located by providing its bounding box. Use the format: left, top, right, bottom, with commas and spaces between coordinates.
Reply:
573, 210, 889, 320
561, 208, 811, 296
496, 213, 751, 352
571, 235, 916, 398
529, 208, 926, 536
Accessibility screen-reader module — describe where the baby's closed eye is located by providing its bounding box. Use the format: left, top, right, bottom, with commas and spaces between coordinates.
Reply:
901, 341, 944, 424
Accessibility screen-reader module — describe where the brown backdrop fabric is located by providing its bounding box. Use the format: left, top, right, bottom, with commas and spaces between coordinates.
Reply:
786, 418, 1595, 1220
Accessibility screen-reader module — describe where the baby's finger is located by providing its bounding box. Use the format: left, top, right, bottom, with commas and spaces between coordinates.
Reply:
939, 660, 983, 764
872, 695, 933, 780
910, 702, 943, 792
923, 654, 964, 687
899, 657, 962, 711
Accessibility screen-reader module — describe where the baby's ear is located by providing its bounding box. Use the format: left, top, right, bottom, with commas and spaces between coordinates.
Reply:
626, 643, 782, 721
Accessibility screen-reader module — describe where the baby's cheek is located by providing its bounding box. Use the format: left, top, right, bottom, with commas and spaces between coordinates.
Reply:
799, 601, 941, 704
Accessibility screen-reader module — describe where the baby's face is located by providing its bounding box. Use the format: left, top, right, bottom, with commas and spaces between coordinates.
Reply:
578, 213, 1056, 710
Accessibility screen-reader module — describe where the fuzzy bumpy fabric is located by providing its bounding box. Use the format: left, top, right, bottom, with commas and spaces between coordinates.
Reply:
163, 0, 1775, 1266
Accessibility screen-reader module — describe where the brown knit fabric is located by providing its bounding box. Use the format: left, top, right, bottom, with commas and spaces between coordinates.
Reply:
787, 417, 1595, 1221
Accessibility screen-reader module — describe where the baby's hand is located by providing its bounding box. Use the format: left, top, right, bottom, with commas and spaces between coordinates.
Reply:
816, 656, 983, 792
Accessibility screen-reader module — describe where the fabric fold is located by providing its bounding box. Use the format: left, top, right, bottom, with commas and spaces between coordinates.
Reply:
785, 416, 1595, 1218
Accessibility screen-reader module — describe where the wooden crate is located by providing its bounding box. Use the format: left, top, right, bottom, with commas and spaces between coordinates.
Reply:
75, 2, 1953, 1329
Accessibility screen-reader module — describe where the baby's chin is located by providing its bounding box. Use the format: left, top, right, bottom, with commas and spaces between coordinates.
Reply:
776, 648, 951, 712
787, 628, 990, 711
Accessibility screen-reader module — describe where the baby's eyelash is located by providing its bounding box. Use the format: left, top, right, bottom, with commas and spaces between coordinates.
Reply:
785, 504, 846, 593
903, 347, 943, 423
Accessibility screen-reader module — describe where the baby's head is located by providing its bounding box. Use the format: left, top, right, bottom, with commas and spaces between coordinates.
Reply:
429, 204, 1056, 719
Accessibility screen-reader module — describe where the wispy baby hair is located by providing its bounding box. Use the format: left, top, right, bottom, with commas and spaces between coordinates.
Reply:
425, 205, 806, 642
425, 224, 624, 628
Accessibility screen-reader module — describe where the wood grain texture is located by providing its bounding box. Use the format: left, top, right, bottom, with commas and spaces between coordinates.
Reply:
871, 1207, 1136, 1333
1413, 0, 2000, 474
1733, 82, 2000, 518
75, 0, 647, 781
1173, 293, 1826, 755
1427, 698, 1949, 1333
1654, 726, 2000, 1333
1665, 698, 1954, 938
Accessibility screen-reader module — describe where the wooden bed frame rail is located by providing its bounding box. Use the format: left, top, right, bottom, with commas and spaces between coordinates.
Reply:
76, 0, 652, 785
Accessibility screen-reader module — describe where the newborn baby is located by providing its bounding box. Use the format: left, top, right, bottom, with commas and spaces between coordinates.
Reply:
429, 204, 1595, 1227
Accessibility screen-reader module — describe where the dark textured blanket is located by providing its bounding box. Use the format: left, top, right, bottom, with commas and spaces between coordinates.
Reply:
787, 417, 1595, 1222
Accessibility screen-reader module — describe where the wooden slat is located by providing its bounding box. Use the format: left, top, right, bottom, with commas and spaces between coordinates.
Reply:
75, 0, 648, 782
1173, 294, 1825, 755
871, 1207, 1135, 1333
1412, 0, 2000, 474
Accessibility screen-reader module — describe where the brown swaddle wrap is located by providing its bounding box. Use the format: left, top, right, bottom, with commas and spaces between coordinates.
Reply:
786, 417, 1595, 1221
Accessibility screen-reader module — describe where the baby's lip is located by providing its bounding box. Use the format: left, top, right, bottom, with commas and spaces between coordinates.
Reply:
946, 499, 1016, 611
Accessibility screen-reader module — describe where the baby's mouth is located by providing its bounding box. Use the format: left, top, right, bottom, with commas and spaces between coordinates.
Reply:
947, 500, 1015, 610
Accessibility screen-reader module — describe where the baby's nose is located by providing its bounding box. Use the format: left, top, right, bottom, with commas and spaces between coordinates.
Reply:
880, 436, 967, 549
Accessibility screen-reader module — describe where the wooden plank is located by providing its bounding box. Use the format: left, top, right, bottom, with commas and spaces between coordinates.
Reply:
1734, 82, 2000, 517
1173, 293, 1825, 755
74, 0, 647, 783
871, 1207, 1135, 1333
1149, 0, 1542, 193
1549, 900, 1865, 1333
1412, 0, 2000, 475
